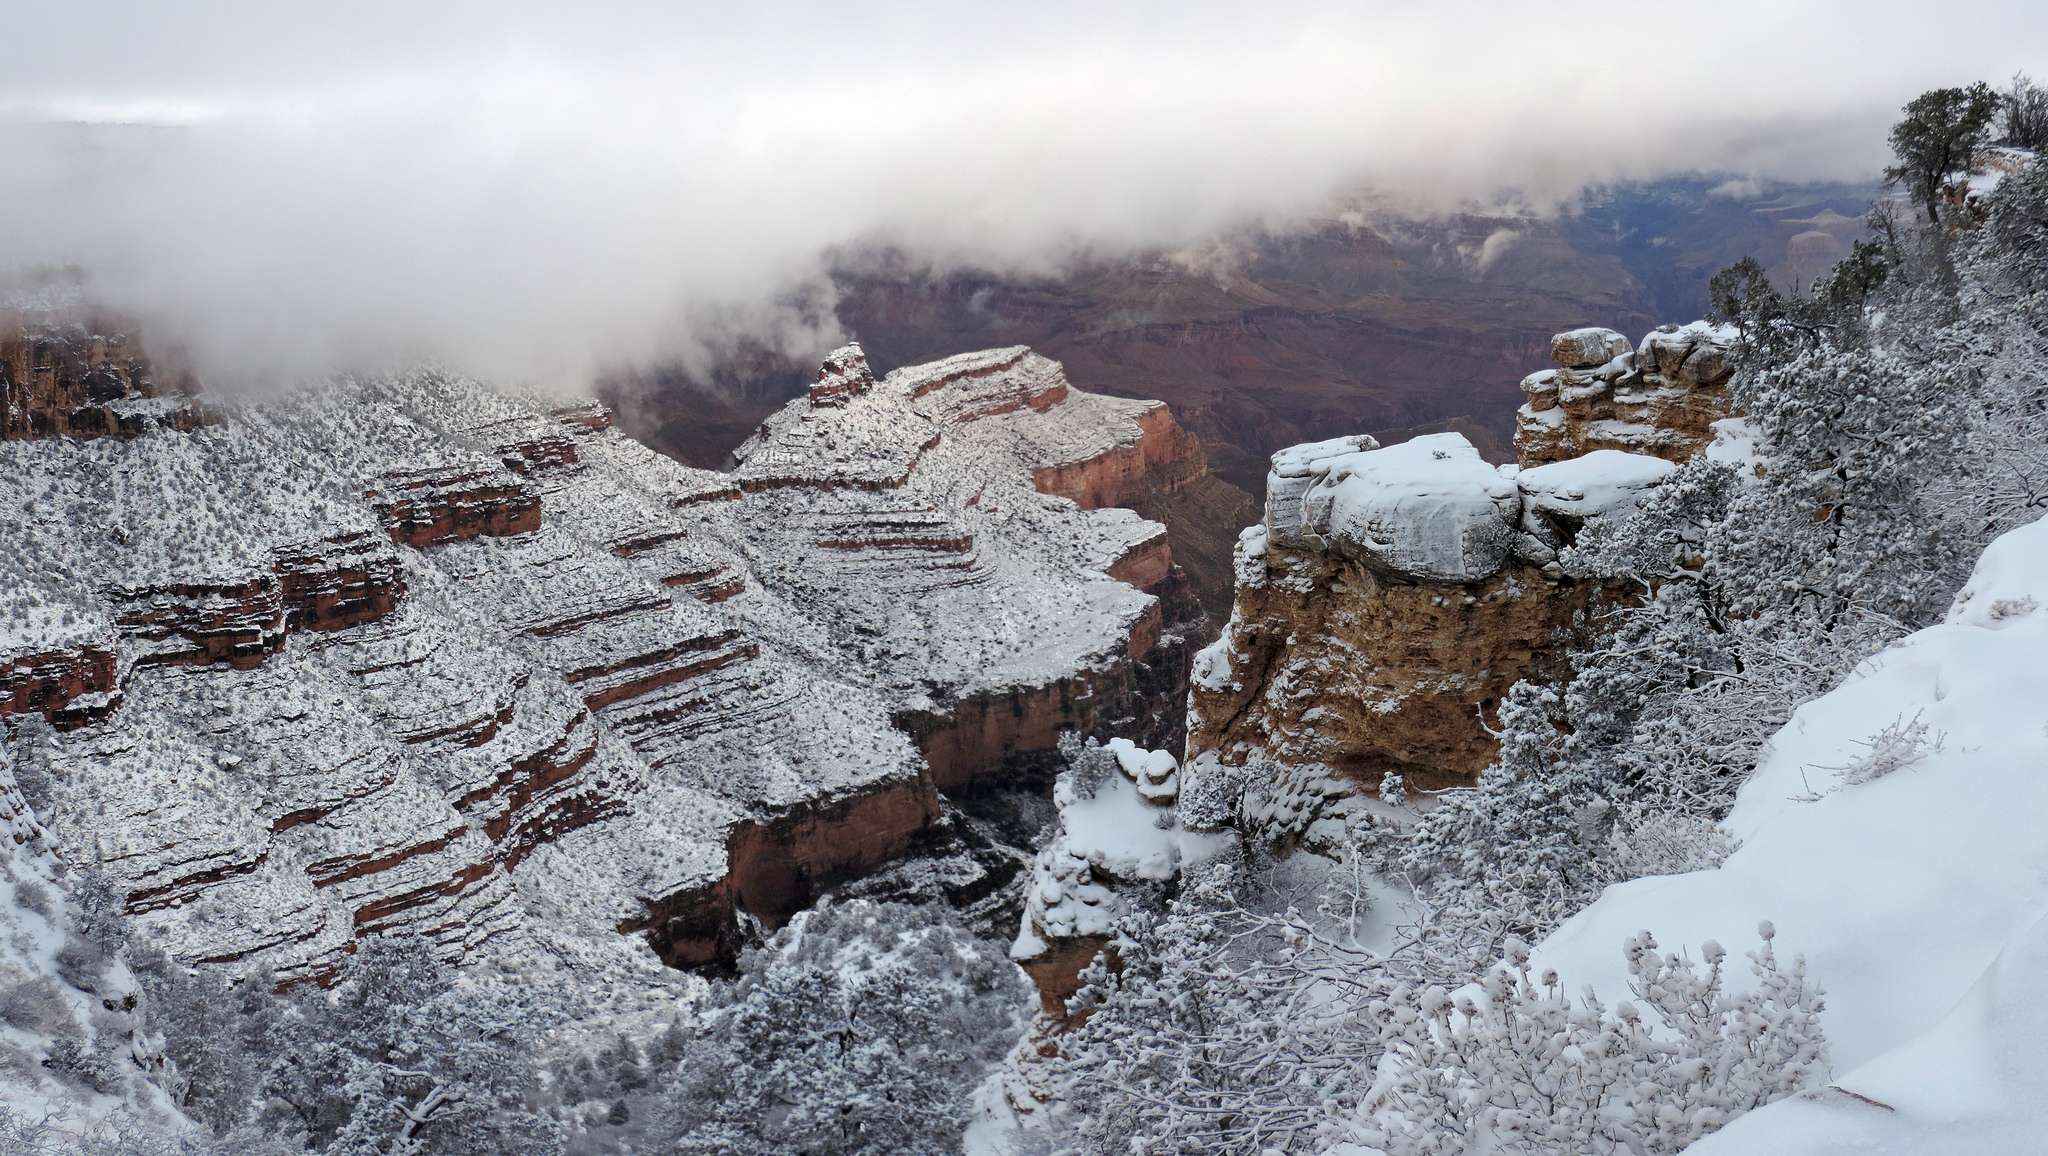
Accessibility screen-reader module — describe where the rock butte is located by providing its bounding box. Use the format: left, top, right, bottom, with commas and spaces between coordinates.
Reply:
999, 322, 1739, 1027
0, 319, 1205, 988
1188, 322, 1737, 798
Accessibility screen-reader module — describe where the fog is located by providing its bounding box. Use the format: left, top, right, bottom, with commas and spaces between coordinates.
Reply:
1, 1, 2041, 389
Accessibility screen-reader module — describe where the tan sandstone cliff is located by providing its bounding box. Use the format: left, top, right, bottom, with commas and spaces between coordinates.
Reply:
1186, 323, 1737, 800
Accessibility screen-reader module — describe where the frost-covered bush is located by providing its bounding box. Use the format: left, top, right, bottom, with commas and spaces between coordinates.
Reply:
128, 946, 281, 1135
253, 938, 559, 1154
0, 973, 73, 1035
1830, 712, 1943, 787
43, 1033, 123, 1095
592, 900, 1028, 1156
1043, 855, 1384, 1155
53, 935, 108, 994
1355, 925, 1826, 1155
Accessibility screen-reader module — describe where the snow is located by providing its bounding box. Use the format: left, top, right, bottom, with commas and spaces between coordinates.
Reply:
1523, 514, 2048, 1153
2, 337, 1186, 1030
1014, 743, 1232, 957
1706, 415, 1759, 472
1269, 434, 1381, 479
1052, 765, 1180, 883
1552, 327, 1632, 368
1296, 433, 1521, 581
1515, 449, 1674, 519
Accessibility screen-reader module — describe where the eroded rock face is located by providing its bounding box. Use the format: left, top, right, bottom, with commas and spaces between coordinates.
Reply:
1, 314, 202, 441
1517, 321, 1737, 468
1190, 323, 1731, 798
0, 333, 1199, 991
368, 466, 543, 547
1011, 739, 1221, 1025
0, 643, 122, 729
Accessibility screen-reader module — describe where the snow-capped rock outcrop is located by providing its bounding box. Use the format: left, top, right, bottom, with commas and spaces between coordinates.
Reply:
0, 329, 1201, 990
1189, 323, 1730, 797
1010, 739, 1224, 1022
1516, 320, 1737, 467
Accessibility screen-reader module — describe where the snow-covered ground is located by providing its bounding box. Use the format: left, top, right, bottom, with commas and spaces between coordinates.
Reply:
1528, 514, 2048, 1152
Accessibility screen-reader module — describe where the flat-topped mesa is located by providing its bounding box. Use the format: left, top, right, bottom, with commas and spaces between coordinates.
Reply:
1031, 402, 1205, 511
1190, 323, 1724, 801
0, 314, 204, 440
1516, 321, 1737, 468
808, 341, 876, 407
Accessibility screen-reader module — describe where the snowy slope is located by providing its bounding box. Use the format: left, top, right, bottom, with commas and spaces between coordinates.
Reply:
1525, 515, 2048, 1152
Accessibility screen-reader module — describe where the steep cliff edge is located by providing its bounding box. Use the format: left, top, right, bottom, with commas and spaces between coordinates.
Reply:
1187, 324, 1734, 797
2, 310, 203, 440
0, 324, 1196, 989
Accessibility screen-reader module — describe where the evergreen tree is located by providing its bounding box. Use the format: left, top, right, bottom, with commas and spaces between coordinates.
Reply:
1885, 82, 2001, 224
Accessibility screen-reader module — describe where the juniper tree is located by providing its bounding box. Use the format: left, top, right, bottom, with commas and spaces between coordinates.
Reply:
1885, 82, 2001, 224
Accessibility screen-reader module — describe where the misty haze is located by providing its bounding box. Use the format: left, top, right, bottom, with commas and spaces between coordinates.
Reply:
3, 3, 2047, 1154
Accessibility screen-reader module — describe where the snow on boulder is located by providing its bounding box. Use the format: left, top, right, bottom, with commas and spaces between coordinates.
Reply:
1522, 513, 2048, 1153
1012, 740, 1231, 1018
1516, 449, 1675, 520
1265, 433, 1380, 545
1550, 327, 1632, 369
1295, 433, 1520, 581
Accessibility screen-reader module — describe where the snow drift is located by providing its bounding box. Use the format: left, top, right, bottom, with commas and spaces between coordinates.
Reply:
1527, 513, 2048, 1152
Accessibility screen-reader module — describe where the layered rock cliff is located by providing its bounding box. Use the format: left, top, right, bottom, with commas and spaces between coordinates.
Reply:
1187, 324, 1735, 801
0, 325, 1199, 991
1515, 321, 1735, 467
1, 310, 203, 440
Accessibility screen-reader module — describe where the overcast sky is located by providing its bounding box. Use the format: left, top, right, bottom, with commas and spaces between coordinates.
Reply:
1, 1, 2042, 386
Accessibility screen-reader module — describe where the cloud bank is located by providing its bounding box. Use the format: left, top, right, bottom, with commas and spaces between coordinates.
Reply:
0, 1, 2041, 388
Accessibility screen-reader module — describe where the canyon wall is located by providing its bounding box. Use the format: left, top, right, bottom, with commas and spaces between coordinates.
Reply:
1187, 324, 1736, 801
1, 311, 202, 440
0, 325, 1202, 989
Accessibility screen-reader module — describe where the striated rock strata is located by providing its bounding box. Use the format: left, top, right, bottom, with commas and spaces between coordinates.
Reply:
1, 334, 1200, 991
1516, 321, 1736, 468
1, 312, 202, 441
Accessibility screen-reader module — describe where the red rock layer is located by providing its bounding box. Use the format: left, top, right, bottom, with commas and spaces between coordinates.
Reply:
0, 644, 122, 728
901, 605, 1189, 795
272, 532, 406, 632
623, 778, 942, 968
1031, 404, 1204, 510
1104, 530, 1173, 592
551, 401, 615, 433
1, 316, 202, 440
368, 466, 543, 547
496, 432, 581, 476
110, 577, 288, 669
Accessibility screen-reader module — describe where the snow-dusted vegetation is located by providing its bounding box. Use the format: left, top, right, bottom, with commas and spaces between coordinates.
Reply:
3, 67, 2047, 1156
990, 91, 2048, 1155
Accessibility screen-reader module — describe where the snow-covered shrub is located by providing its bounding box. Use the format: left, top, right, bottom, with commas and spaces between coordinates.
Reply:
614, 900, 1026, 1156
1829, 712, 1943, 786
0, 974, 71, 1035
1355, 925, 1826, 1155
128, 946, 281, 1134
43, 1033, 123, 1095
253, 937, 559, 1153
53, 935, 109, 994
